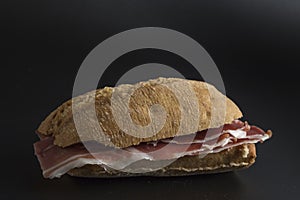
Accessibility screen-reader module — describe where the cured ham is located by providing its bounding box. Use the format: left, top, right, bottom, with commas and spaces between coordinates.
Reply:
34, 120, 271, 178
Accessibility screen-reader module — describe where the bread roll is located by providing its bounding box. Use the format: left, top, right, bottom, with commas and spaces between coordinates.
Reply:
37, 78, 242, 148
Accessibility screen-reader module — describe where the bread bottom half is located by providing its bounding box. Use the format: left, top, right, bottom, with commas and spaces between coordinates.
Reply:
67, 143, 256, 178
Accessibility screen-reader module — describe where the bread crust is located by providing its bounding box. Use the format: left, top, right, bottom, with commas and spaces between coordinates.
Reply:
67, 143, 256, 178
37, 78, 242, 148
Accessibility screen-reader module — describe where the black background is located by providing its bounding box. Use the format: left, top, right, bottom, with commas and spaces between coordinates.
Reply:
1, 0, 300, 199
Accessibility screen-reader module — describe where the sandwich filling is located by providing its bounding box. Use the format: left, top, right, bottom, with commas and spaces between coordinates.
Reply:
34, 120, 271, 178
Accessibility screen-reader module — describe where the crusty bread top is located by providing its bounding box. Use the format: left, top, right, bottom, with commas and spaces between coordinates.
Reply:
37, 77, 242, 148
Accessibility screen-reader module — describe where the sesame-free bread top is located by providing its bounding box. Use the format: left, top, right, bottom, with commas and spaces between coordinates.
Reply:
37, 77, 242, 148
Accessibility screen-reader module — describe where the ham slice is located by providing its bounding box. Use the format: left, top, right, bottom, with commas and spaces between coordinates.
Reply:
33, 120, 271, 178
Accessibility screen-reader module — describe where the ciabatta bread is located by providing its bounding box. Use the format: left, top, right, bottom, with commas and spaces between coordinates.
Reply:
37, 78, 242, 148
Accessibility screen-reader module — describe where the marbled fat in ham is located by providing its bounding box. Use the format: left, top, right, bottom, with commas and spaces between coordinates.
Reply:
34, 120, 272, 178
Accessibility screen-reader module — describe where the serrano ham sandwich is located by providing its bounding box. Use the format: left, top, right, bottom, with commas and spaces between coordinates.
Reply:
34, 77, 272, 178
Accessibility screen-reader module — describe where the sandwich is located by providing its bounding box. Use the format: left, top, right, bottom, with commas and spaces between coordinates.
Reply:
34, 77, 272, 178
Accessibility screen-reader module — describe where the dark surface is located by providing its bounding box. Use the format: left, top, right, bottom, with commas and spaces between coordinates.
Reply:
1, 0, 300, 199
